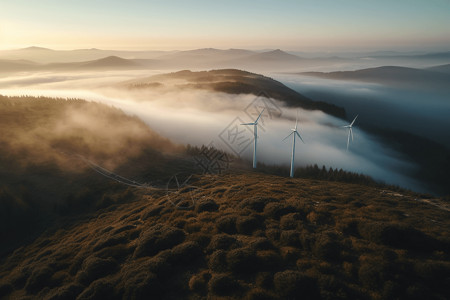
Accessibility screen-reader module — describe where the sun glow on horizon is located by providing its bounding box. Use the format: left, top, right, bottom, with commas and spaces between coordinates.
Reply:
1, 0, 450, 52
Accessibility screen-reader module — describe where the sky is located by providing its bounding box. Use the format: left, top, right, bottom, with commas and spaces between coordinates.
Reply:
1, 0, 450, 51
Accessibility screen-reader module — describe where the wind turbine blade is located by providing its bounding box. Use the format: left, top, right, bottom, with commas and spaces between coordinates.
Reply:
350, 114, 358, 126
296, 131, 305, 143
282, 132, 294, 141
255, 108, 265, 123
241, 122, 255, 125
350, 127, 354, 141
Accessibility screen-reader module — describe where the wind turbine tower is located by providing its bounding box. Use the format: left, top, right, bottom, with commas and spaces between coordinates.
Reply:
241, 108, 265, 168
283, 114, 304, 178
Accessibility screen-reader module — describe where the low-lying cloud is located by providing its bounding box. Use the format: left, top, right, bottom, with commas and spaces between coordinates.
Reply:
274, 74, 450, 147
0, 70, 427, 192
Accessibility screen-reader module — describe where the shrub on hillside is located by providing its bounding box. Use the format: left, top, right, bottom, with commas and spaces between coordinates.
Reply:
358, 222, 439, 252
189, 271, 211, 293
208, 274, 240, 296
76, 256, 118, 285
76, 278, 115, 300
25, 266, 54, 293
121, 272, 160, 300
263, 203, 295, 220
313, 232, 341, 261
195, 199, 219, 213
208, 250, 228, 272
226, 247, 258, 274
280, 230, 302, 247
45, 283, 84, 300
236, 215, 263, 235
246, 288, 276, 300
273, 270, 319, 299
134, 224, 185, 257
280, 213, 303, 230
238, 197, 274, 212
207, 234, 239, 252
170, 241, 202, 263
216, 215, 237, 234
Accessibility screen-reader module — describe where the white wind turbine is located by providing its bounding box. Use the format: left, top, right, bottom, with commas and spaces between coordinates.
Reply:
283, 113, 304, 178
241, 108, 265, 168
342, 115, 358, 151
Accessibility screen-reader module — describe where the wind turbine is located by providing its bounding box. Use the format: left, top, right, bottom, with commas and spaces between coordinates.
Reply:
283, 113, 304, 178
241, 108, 265, 168
342, 115, 358, 151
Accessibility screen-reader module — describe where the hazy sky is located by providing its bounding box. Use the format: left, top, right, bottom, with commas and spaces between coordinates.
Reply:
1, 0, 449, 51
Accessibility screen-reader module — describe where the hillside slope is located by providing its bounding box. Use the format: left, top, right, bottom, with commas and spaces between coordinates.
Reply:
123, 69, 346, 118
0, 95, 187, 254
0, 172, 448, 300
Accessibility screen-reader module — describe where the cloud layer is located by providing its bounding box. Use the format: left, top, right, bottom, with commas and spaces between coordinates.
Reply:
0, 70, 426, 192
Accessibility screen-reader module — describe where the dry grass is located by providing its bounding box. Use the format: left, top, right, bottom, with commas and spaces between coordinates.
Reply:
0, 172, 449, 300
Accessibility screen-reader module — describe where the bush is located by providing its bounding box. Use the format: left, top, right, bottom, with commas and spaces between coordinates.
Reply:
208, 250, 228, 272
196, 199, 219, 213
207, 234, 239, 252
46, 283, 84, 300
25, 266, 54, 293
273, 270, 319, 299
141, 205, 164, 220
313, 232, 341, 261
227, 247, 258, 274
171, 241, 202, 263
188, 271, 211, 293
216, 215, 237, 234
256, 272, 273, 289
264, 203, 295, 220
358, 258, 386, 290
146, 253, 172, 277
208, 274, 240, 296
337, 218, 359, 236
76, 257, 118, 285
280, 213, 302, 230
257, 250, 282, 271
76, 278, 115, 300
238, 197, 273, 212
121, 272, 160, 300
265, 229, 280, 242
95, 244, 132, 261
358, 222, 439, 252
249, 237, 274, 250
134, 224, 185, 257
280, 230, 302, 247
246, 288, 276, 300
236, 215, 263, 235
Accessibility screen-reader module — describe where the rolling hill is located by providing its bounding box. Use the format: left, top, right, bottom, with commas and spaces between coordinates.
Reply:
300, 66, 450, 90
122, 69, 346, 119
426, 63, 450, 74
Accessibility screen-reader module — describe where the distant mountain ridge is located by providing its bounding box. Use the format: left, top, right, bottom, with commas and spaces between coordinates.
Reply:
2, 47, 450, 71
